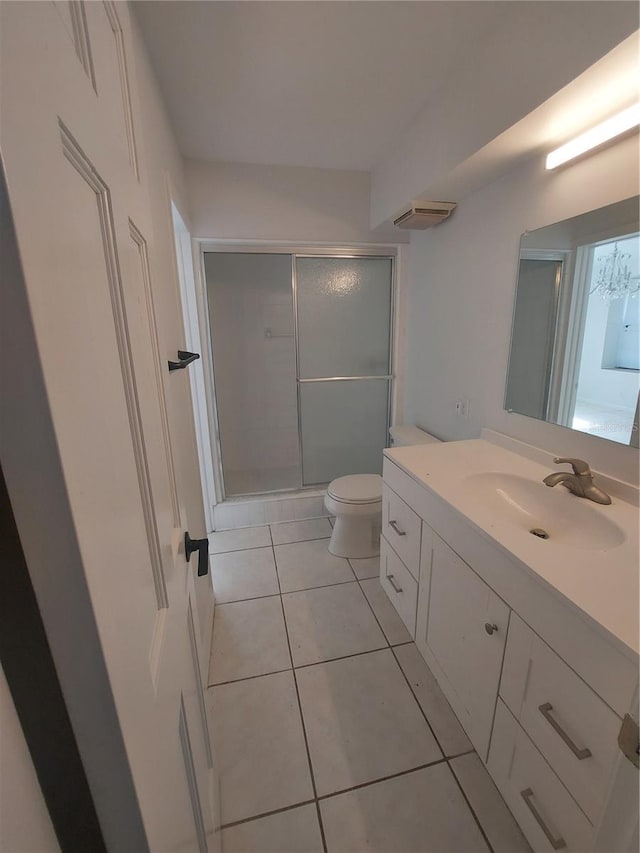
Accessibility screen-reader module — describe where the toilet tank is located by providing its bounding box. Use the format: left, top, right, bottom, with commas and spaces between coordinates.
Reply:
389, 425, 442, 447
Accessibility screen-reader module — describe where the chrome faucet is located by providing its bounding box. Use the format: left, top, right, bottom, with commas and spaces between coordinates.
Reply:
543, 457, 611, 505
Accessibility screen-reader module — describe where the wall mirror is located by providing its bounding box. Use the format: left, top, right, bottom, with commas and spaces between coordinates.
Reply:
505, 196, 639, 447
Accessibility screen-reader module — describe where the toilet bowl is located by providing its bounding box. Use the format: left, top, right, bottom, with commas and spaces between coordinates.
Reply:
325, 426, 441, 559
325, 474, 382, 559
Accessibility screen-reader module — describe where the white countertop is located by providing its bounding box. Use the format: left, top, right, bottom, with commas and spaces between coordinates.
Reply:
384, 438, 639, 657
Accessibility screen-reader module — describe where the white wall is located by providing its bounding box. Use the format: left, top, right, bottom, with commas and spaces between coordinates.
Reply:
0, 665, 59, 853
404, 133, 639, 484
370, 5, 638, 227
186, 159, 406, 244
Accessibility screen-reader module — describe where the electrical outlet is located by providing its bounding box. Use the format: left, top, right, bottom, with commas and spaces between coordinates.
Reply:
455, 398, 469, 417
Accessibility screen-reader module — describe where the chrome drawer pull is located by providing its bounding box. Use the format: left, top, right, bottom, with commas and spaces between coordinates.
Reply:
389, 520, 406, 536
539, 703, 592, 760
520, 788, 566, 850
387, 574, 403, 594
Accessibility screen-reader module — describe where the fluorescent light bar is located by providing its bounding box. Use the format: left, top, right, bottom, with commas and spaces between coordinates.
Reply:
545, 103, 640, 170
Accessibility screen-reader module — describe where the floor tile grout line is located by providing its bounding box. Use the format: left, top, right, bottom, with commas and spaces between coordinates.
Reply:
272, 540, 329, 853
219, 798, 317, 831
271, 533, 333, 547
210, 542, 273, 557
208, 665, 293, 690
281, 577, 360, 596
211, 640, 411, 687
293, 644, 390, 671
387, 644, 495, 848
210, 532, 332, 557
355, 575, 393, 648
214, 592, 282, 609
389, 643, 449, 760
446, 748, 476, 760
218, 754, 484, 834
316, 756, 450, 801
216, 575, 358, 608
448, 758, 497, 853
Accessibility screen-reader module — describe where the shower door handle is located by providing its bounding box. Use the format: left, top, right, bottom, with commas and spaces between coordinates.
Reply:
168, 350, 200, 372
184, 532, 209, 576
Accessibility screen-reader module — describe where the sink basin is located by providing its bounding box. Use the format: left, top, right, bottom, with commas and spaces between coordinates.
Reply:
462, 472, 625, 551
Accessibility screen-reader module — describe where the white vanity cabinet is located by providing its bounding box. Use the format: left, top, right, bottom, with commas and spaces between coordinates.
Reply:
381, 450, 639, 853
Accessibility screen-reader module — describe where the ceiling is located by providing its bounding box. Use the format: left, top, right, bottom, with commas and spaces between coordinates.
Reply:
133, 1, 509, 171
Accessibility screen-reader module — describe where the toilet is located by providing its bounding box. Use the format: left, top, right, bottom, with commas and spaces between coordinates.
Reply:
325, 426, 441, 558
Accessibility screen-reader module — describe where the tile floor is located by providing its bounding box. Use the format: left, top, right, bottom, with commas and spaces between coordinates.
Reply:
206, 520, 531, 853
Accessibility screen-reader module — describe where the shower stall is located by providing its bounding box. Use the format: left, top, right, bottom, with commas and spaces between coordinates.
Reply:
203, 249, 395, 498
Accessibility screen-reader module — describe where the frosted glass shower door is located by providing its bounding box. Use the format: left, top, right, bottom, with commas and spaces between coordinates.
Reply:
296, 257, 393, 485
205, 253, 300, 496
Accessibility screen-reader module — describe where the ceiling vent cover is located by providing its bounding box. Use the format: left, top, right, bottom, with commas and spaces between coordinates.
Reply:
394, 201, 457, 230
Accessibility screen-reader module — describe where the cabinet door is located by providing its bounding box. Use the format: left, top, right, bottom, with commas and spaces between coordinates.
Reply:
415, 522, 433, 661
426, 535, 509, 758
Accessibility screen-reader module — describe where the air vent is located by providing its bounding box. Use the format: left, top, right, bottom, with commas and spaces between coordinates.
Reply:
394, 201, 457, 230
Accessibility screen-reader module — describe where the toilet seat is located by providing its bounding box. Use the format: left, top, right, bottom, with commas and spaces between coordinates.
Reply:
327, 474, 382, 505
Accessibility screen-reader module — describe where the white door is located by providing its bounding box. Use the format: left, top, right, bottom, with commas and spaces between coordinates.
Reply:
1, 3, 217, 850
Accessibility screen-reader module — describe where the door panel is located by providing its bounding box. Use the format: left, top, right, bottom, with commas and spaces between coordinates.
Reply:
296, 256, 392, 379
127, 221, 182, 529
1, 3, 216, 850
299, 378, 389, 484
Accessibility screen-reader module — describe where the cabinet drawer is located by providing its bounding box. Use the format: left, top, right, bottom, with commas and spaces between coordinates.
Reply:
489, 700, 594, 853
380, 535, 418, 636
382, 483, 421, 579
501, 615, 621, 824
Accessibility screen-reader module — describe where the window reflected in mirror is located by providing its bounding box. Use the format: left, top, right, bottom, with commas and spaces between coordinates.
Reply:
505, 197, 639, 446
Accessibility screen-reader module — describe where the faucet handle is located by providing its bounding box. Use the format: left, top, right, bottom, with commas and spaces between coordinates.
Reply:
553, 457, 592, 476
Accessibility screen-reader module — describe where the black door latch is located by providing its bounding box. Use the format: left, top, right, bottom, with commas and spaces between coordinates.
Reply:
168, 350, 200, 372
184, 532, 209, 576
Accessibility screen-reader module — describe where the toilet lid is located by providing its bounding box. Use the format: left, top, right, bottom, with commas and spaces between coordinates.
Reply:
327, 474, 382, 504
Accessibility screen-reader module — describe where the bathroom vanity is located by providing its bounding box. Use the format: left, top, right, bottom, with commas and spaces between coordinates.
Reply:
380, 431, 639, 853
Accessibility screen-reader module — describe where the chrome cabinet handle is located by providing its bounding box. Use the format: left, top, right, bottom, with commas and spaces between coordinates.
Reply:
484, 622, 498, 635
387, 574, 403, 594
539, 703, 592, 760
520, 788, 566, 850
389, 520, 406, 536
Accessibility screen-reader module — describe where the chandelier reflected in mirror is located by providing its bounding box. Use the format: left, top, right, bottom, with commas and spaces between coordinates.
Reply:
591, 242, 640, 301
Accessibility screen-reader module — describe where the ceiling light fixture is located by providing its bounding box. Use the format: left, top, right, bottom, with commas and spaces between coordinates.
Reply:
545, 103, 640, 170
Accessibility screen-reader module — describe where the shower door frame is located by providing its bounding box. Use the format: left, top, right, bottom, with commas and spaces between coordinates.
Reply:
196, 242, 397, 501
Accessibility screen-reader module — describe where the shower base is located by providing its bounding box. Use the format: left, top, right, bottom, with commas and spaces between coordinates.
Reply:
212, 487, 328, 532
